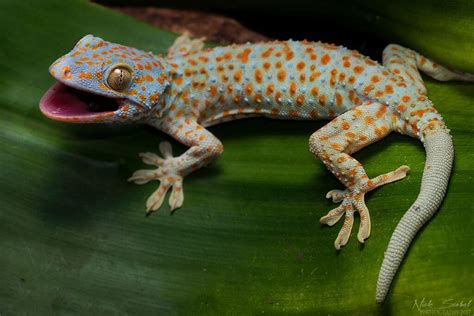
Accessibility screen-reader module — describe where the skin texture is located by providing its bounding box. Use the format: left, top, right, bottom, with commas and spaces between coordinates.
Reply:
39, 34, 473, 303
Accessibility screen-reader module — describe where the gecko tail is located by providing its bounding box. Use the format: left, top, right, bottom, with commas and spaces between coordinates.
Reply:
375, 126, 454, 304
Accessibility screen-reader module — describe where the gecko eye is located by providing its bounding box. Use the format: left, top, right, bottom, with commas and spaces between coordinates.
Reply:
107, 65, 132, 91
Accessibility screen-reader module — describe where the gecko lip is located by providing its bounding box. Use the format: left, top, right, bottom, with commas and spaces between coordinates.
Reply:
39, 82, 122, 122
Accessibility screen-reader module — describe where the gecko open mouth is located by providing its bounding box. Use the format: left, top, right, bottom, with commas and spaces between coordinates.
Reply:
39, 82, 122, 122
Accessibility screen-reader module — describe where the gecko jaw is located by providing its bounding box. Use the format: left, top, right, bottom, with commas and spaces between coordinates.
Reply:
39, 82, 123, 123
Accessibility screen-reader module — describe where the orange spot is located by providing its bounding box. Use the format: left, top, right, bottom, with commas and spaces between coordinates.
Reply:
266, 84, 274, 95
289, 110, 299, 117
321, 54, 331, 65
343, 61, 351, 68
263, 62, 271, 70
310, 110, 319, 119
402, 95, 411, 102
296, 95, 305, 105
345, 132, 356, 138
311, 87, 319, 96
376, 105, 387, 118
371, 75, 380, 83
275, 61, 282, 68
277, 69, 286, 82
245, 84, 253, 95
255, 69, 263, 83
198, 56, 209, 63
384, 85, 394, 94
299, 73, 306, 83
331, 143, 342, 151
209, 85, 217, 97
342, 121, 350, 130
335, 93, 343, 106
354, 66, 364, 74
363, 85, 374, 95
137, 64, 144, 70
145, 75, 153, 82
364, 116, 374, 125
310, 72, 321, 82
175, 110, 184, 118
289, 82, 297, 96
275, 91, 283, 103
78, 72, 92, 79
261, 47, 273, 58
348, 76, 356, 84
237, 48, 251, 63
397, 105, 407, 112
233, 71, 242, 82
284, 45, 294, 60
271, 108, 280, 115
318, 95, 326, 105
296, 61, 305, 71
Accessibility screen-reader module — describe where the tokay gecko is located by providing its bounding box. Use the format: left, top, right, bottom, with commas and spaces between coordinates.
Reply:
39, 33, 474, 303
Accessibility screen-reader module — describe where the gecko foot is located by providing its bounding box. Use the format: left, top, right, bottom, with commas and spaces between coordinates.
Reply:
321, 165, 410, 249
320, 191, 371, 250
128, 141, 184, 215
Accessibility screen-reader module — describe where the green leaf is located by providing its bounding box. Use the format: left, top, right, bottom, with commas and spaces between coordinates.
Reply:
0, 0, 472, 315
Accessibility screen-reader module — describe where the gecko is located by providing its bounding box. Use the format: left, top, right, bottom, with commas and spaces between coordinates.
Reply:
39, 33, 473, 303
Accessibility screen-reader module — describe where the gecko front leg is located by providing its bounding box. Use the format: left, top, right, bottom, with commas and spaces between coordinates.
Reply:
128, 117, 223, 214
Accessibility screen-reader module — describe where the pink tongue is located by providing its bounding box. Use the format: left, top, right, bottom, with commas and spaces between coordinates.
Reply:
39, 82, 93, 119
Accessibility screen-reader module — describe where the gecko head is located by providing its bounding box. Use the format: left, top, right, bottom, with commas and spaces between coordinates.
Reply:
40, 35, 170, 123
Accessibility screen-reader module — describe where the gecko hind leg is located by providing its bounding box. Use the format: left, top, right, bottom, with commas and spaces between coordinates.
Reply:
383, 44, 474, 95
310, 102, 408, 249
